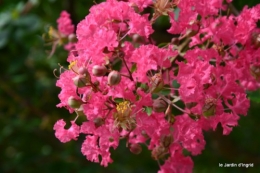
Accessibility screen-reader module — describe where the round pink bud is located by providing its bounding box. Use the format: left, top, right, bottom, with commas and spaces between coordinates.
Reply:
141, 130, 149, 138
107, 70, 121, 86
68, 96, 82, 109
152, 99, 168, 113
202, 98, 216, 117
129, 143, 142, 155
151, 145, 167, 160
92, 65, 107, 77
78, 67, 89, 76
68, 33, 77, 43
93, 117, 105, 127
160, 135, 173, 148
72, 75, 88, 88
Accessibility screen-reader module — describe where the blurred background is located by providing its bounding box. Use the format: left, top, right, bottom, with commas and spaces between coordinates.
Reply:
0, 0, 260, 172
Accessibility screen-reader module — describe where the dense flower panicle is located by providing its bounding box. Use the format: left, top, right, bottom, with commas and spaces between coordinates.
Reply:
57, 11, 74, 36
53, 0, 260, 172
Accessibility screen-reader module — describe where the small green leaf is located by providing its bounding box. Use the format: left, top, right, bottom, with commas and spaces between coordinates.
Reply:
144, 106, 153, 116
152, 93, 159, 99
172, 80, 180, 88
130, 63, 137, 73
140, 83, 149, 91
159, 84, 171, 95
111, 58, 122, 71
114, 98, 124, 103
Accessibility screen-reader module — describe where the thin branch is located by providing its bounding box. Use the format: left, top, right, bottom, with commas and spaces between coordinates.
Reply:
121, 55, 134, 81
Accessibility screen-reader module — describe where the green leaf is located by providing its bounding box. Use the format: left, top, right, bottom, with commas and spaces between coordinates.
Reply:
111, 58, 122, 71
140, 83, 149, 91
152, 93, 159, 99
159, 84, 171, 95
144, 106, 153, 116
130, 63, 137, 73
0, 29, 9, 48
247, 90, 260, 103
172, 80, 180, 88
114, 98, 124, 103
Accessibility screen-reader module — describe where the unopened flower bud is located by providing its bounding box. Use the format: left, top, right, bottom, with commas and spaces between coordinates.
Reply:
92, 65, 107, 77
202, 98, 216, 117
151, 145, 167, 160
186, 102, 197, 109
78, 67, 89, 76
108, 70, 121, 86
73, 75, 88, 87
251, 29, 260, 48
171, 37, 179, 45
250, 65, 260, 79
153, 99, 168, 113
93, 81, 100, 86
150, 73, 164, 93
129, 143, 142, 155
68, 96, 82, 109
160, 135, 173, 148
75, 105, 85, 116
109, 137, 114, 142
165, 105, 175, 124
68, 33, 77, 43
93, 117, 105, 127
141, 130, 149, 138
132, 34, 142, 43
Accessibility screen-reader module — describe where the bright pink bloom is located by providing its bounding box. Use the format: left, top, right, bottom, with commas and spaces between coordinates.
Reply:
129, 45, 174, 82
212, 112, 240, 135
128, 13, 153, 38
81, 135, 101, 163
173, 115, 206, 155
57, 11, 74, 36
53, 119, 80, 143
234, 5, 260, 44
159, 143, 193, 173
56, 70, 78, 113
128, 0, 153, 11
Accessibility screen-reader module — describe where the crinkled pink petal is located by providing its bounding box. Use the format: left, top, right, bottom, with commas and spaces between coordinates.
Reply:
53, 119, 80, 143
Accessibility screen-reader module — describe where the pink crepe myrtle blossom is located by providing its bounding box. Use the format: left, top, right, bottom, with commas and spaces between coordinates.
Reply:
53, 119, 80, 143
57, 11, 74, 36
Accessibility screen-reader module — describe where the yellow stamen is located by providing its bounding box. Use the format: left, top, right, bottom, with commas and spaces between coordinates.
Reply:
68, 60, 77, 70
116, 101, 131, 115
48, 26, 54, 38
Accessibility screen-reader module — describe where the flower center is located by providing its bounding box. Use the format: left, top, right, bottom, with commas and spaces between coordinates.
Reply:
116, 101, 131, 118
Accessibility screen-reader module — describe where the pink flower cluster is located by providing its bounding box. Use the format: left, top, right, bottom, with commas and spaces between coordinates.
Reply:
57, 11, 74, 36
53, 0, 260, 172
